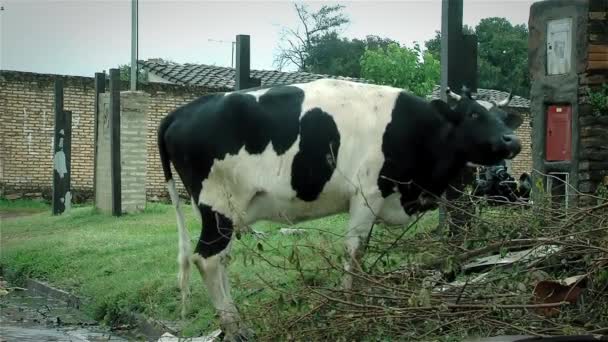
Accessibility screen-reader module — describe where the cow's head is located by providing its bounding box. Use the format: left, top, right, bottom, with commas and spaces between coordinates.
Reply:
431, 86, 523, 166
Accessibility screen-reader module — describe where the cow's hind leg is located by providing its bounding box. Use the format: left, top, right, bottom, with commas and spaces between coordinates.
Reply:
166, 179, 192, 319
192, 203, 253, 341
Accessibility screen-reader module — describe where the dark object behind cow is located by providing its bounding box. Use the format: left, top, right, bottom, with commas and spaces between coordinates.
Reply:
473, 161, 532, 204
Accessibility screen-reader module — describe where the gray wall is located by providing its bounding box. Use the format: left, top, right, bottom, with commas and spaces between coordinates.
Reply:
94, 91, 149, 214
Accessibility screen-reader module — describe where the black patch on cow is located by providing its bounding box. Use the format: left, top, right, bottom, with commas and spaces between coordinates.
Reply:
194, 203, 233, 258
257, 86, 304, 154
291, 108, 341, 202
160, 86, 305, 257
378, 92, 465, 215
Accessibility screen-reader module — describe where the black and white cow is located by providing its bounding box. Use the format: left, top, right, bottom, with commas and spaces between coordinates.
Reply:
157, 79, 522, 340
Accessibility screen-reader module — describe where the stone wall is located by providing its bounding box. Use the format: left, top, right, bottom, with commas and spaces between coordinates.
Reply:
529, 0, 608, 206
0, 70, 220, 202
577, 0, 608, 204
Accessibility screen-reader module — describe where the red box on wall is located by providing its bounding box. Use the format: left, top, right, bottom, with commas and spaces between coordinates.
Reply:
545, 104, 572, 161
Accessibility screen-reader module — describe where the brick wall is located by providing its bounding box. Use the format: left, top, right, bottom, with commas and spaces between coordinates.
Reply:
509, 109, 533, 178
0, 72, 96, 200
0, 70, 220, 202
0, 70, 535, 202
577, 0, 608, 205
144, 90, 200, 200
120, 91, 150, 212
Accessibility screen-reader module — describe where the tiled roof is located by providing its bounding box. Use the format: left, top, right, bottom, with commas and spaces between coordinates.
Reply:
138, 59, 369, 90
427, 85, 530, 108
139, 59, 530, 109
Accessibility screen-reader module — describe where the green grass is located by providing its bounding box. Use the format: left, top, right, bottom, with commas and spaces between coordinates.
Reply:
0, 198, 50, 213
0, 199, 438, 337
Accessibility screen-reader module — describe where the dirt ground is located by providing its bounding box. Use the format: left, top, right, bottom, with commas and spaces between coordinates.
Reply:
0, 209, 45, 221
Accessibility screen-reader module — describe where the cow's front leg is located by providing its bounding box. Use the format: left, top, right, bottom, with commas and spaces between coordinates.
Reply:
342, 192, 383, 292
192, 204, 254, 341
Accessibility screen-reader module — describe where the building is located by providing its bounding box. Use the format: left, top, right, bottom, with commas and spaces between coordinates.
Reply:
0, 59, 533, 201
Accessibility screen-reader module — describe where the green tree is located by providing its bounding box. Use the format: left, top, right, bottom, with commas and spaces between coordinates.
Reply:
305, 33, 397, 77
274, 3, 350, 71
476, 17, 529, 97
424, 25, 475, 60
360, 42, 440, 97
424, 18, 529, 97
118, 63, 149, 84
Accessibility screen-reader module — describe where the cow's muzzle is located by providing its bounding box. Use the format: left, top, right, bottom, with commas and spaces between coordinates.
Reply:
497, 134, 521, 159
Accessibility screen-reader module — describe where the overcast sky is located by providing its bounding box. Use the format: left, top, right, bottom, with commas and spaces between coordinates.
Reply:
0, 0, 534, 77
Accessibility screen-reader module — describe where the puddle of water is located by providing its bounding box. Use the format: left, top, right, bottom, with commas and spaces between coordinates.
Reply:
0, 287, 131, 342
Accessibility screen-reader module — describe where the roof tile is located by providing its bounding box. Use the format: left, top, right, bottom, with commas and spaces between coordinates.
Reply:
138, 59, 529, 108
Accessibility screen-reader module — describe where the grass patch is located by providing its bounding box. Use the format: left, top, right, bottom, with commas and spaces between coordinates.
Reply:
0, 200, 438, 337
0, 198, 50, 213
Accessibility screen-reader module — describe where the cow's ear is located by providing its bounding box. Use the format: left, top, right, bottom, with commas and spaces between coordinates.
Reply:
503, 110, 523, 130
431, 99, 463, 124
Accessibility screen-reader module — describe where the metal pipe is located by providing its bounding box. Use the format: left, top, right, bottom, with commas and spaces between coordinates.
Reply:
130, 0, 138, 91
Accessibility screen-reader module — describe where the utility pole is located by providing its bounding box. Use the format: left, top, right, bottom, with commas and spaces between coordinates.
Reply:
438, 0, 478, 236
130, 0, 138, 91
208, 38, 236, 68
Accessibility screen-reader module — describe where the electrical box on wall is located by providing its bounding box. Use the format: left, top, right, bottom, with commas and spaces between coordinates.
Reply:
546, 17, 572, 75
546, 104, 572, 161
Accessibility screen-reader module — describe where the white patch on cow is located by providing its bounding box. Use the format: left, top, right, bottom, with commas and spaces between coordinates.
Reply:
172, 79, 453, 333
224, 87, 270, 100
191, 243, 244, 336
199, 79, 405, 230
167, 179, 192, 318
342, 191, 383, 290
378, 192, 412, 225
190, 196, 202, 223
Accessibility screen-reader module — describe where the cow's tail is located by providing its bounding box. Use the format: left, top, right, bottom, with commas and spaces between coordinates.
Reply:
158, 115, 192, 319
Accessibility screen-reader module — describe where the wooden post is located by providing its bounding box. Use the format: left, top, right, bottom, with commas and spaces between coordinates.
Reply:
52, 79, 72, 215
235, 34, 250, 91
235, 34, 261, 91
93, 72, 106, 201
438, 0, 478, 234
439, 0, 463, 101
109, 68, 121, 216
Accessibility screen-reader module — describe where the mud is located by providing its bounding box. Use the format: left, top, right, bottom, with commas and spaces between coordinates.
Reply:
0, 286, 135, 341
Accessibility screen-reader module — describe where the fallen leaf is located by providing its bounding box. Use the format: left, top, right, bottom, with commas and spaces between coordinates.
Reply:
532, 279, 584, 317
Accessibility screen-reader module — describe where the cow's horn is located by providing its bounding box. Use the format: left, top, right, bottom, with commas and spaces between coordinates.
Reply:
497, 91, 513, 107
461, 85, 473, 99
445, 87, 461, 101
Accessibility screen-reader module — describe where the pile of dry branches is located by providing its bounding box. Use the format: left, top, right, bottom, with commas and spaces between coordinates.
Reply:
242, 177, 608, 341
